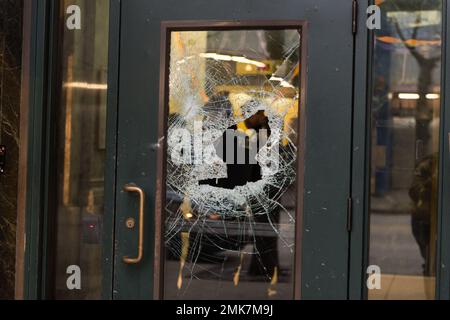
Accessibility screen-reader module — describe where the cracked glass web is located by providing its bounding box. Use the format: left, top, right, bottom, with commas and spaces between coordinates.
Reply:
163, 29, 301, 300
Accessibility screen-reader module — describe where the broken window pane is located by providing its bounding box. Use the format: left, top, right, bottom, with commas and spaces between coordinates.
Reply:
164, 28, 301, 300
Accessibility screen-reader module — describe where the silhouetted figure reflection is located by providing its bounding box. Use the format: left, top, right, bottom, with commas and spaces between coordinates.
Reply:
409, 153, 438, 276
200, 94, 280, 279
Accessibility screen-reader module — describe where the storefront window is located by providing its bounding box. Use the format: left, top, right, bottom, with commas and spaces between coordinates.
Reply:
52, 0, 109, 299
368, 0, 443, 300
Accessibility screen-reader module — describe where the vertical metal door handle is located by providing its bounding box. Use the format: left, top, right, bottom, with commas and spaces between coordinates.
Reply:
123, 183, 145, 264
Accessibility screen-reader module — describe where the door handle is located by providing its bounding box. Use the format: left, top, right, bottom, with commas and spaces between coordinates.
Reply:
123, 183, 145, 264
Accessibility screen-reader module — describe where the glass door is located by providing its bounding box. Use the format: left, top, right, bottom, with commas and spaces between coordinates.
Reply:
113, 0, 355, 300
365, 0, 444, 300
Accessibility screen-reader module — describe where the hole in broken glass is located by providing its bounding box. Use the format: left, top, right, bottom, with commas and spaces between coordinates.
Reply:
167, 92, 293, 219
199, 108, 270, 189
164, 29, 300, 298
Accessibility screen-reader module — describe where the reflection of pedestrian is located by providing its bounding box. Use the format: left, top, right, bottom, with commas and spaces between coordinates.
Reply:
200, 93, 262, 188
243, 110, 280, 278
409, 154, 437, 276
201, 96, 281, 279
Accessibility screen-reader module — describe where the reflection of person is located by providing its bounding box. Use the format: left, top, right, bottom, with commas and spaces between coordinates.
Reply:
201, 95, 281, 280
200, 96, 263, 189
243, 110, 280, 279
409, 153, 437, 276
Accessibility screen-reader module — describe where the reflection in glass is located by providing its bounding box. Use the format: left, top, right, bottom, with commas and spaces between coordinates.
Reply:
0, 0, 23, 300
164, 29, 301, 299
368, 1, 442, 300
52, 0, 109, 299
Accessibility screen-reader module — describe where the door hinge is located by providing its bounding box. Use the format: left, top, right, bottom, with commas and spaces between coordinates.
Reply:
352, 0, 358, 35
347, 197, 353, 232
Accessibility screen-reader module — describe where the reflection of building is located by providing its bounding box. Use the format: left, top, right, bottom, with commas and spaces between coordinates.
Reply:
372, 8, 442, 196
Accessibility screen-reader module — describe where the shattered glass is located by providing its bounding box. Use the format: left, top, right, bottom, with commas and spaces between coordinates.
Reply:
163, 29, 301, 299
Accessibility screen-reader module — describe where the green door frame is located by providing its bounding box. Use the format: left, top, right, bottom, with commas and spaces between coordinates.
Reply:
435, 0, 450, 300
22, 0, 56, 299
101, 0, 122, 300
347, 0, 370, 300
21, 0, 450, 300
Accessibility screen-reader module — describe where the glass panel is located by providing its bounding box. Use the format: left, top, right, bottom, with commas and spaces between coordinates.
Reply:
368, 0, 442, 300
164, 28, 301, 299
52, 0, 109, 299
0, 0, 23, 300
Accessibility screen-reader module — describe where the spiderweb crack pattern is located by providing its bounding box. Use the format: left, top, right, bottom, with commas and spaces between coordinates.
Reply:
164, 30, 300, 299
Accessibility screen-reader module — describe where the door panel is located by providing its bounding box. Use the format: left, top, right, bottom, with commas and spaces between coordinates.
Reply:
114, 0, 354, 300
365, 0, 443, 300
